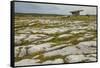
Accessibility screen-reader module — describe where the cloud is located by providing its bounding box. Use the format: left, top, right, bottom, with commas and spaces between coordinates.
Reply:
15, 2, 96, 15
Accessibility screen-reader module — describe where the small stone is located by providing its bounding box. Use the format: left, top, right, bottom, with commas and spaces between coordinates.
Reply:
58, 34, 72, 38
65, 55, 86, 63
53, 59, 64, 64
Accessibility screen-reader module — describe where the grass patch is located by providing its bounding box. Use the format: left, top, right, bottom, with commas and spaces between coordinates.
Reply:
36, 55, 66, 63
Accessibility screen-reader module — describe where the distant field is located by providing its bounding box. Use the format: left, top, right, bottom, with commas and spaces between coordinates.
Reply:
15, 13, 96, 21
14, 13, 97, 66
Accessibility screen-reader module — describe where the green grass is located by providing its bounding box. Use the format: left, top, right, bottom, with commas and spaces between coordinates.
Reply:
36, 55, 66, 63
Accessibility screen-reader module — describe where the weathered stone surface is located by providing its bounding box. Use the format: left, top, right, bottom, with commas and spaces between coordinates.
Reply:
58, 34, 72, 38
18, 47, 26, 57
15, 14, 97, 66
42, 59, 64, 64
15, 59, 40, 66
65, 55, 86, 63
44, 41, 96, 56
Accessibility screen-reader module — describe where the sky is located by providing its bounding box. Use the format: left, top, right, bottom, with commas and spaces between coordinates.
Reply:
15, 2, 96, 15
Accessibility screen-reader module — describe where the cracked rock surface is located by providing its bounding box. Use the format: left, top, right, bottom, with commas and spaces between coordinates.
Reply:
14, 15, 97, 66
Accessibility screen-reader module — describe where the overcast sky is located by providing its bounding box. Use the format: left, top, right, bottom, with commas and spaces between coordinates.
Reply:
15, 2, 96, 15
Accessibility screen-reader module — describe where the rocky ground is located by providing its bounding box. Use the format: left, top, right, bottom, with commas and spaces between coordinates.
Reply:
14, 15, 97, 66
